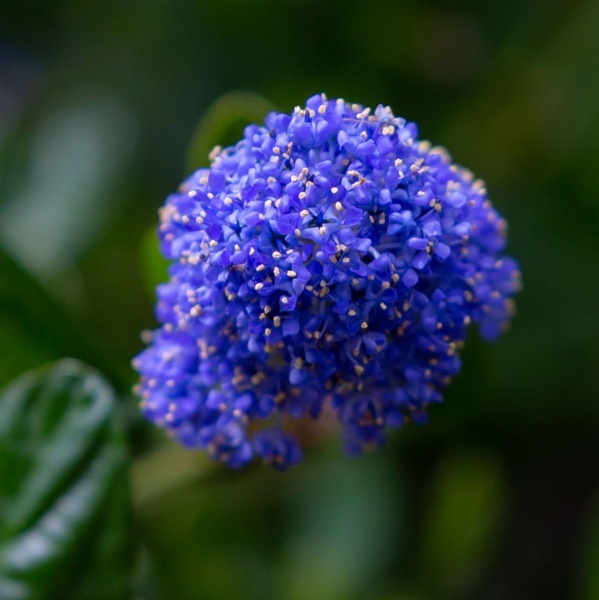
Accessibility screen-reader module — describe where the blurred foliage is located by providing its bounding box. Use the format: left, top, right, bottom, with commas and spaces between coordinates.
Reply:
187, 91, 276, 172
0, 361, 131, 599
416, 452, 507, 597
1, 0, 598, 598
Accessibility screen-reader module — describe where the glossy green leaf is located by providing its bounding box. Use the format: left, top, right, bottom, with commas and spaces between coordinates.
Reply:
186, 91, 276, 172
0, 360, 132, 600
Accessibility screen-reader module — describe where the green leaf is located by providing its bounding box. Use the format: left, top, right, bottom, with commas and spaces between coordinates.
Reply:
0, 360, 132, 600
186, 91, 276, 171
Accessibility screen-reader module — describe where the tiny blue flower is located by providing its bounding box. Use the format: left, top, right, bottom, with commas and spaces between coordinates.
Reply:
133, 94, 521, 470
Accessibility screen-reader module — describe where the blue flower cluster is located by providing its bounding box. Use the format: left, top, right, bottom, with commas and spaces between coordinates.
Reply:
133, 94, 520, 470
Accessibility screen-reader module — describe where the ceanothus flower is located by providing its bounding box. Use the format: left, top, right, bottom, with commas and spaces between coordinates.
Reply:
133, 93, 520, 470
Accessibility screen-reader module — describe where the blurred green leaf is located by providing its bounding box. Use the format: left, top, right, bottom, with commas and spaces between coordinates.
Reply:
0, 360, 132, 600
187, 91, 276, 171
0, 246, 129, 390
417, 452, 507, 597
141, 227, 169, 301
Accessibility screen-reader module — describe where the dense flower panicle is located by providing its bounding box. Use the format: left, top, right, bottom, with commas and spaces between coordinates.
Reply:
133, 94, 520, 470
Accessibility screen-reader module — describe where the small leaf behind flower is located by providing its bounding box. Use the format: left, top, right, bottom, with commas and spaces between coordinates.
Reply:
186, 90, 276, 172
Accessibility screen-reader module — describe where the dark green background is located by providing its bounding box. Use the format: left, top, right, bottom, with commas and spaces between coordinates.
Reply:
1, 1, 598, 598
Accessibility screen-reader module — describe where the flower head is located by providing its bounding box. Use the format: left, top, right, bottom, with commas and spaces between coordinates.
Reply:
133, 94, 520, 469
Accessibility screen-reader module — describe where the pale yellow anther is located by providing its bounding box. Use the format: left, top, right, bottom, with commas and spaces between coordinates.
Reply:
256, 264, 265, 272
265, 328, 272, 336
273, 316, 281, 327
331, 187, 339, 193
209, 145, 222, 160
348, 309, 356, 316
255, 282, 264, 290
287, 270, 297, 278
